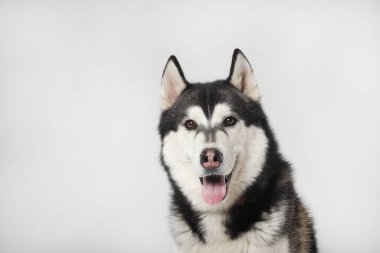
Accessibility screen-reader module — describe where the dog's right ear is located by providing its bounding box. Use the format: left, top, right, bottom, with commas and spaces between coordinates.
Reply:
160, 56, 188, 111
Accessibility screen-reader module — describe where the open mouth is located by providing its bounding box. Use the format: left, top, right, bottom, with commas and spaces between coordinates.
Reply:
199, 173, 232, 205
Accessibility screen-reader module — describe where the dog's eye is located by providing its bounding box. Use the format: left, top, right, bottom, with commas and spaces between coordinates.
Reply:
184, 120, 197, 130
223, 116, 237, 127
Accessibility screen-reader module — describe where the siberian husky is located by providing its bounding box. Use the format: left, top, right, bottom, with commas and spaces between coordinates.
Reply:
158, 49, 317, 253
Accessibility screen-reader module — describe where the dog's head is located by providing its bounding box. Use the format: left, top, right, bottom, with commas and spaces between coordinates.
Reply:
159, 49, 269, 212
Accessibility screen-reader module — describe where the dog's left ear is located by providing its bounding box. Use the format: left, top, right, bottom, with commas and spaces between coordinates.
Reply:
160, 56, 188, 110
227, 49, 261, 101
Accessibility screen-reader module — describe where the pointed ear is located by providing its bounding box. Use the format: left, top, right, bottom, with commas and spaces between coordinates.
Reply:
227, 49, 261, 101
160, 56, 188, 110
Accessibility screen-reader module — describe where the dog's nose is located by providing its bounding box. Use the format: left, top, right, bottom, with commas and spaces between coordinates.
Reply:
200, 148, 223, 169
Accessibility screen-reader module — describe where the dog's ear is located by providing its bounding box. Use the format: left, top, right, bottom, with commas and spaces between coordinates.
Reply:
227, 49, 261, 101
160, 56, 188, 110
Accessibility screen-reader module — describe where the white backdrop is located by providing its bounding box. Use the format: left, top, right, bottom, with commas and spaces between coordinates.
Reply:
0, 1, 379, 252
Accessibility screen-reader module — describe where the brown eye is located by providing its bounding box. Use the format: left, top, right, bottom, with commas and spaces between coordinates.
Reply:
223, 116, 237, 127
184, 120, 197, 130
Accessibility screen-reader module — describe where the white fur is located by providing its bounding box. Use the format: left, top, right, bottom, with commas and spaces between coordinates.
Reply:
171, 203, 289, 253
210, 103, 231, 125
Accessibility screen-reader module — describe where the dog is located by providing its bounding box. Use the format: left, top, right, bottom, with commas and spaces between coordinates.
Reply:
158, 49, 317, 253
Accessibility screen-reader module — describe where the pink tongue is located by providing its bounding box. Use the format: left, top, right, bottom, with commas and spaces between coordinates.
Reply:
201, 177, 227, 205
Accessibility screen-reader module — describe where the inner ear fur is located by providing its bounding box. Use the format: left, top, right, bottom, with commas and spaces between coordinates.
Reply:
227, 49, 261, 101
160, 56, 188, 110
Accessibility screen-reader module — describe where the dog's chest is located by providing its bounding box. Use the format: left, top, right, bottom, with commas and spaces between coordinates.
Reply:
172, 211, 289, 253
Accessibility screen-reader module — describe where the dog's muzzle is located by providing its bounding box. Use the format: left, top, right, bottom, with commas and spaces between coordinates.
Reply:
199, 148, 230, 205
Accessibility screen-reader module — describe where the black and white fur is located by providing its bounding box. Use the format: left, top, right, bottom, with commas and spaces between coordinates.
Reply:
158, 49, 317, 253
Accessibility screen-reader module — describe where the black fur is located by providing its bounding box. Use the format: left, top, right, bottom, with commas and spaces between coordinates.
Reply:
158, 51, 317, 251
159, 81, 289, 239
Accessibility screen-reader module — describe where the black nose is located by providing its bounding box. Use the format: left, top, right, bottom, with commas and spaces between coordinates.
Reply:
200, 148, 223, 169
